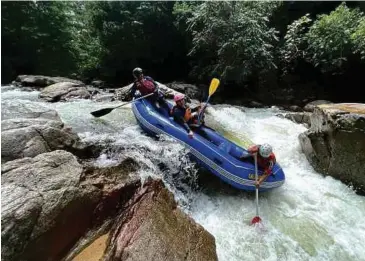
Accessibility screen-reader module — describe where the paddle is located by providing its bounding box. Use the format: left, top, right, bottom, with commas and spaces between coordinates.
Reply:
251, 153, 262, 225
90, 92, 154, 118
197, 78, 220, 124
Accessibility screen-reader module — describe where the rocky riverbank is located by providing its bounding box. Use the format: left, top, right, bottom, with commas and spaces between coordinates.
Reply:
1, 77, 218, 261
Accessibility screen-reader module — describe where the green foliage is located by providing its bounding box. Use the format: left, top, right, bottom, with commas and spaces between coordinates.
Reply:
281, 14, 312, 73
186, 1, 281, 84
351, 17, 365, 60
305, 3, 364, 72
2, 1, 77, 82
282, 3, 365, 74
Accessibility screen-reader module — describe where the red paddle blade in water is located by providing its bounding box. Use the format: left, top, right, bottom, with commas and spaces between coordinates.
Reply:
251, 216, 262, 225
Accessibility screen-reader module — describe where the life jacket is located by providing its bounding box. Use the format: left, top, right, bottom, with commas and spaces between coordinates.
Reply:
248, 145, 276, 175
257, 153, 276, 174
135, 77, 156, 96
170, 105, 198, 123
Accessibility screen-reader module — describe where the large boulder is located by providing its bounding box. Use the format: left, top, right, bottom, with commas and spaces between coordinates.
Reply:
299, 103, 365, 194
15, 75, 84, 88
1, 151, 101, 261
39, 82, 90, 102
1, 152, 141, 261
104, 178, 218, 261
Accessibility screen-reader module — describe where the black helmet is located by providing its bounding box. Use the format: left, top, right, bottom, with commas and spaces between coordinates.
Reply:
133, 67, 143, 78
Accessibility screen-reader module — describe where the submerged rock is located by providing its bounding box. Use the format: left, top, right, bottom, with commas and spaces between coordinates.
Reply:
299, 103, 365, 194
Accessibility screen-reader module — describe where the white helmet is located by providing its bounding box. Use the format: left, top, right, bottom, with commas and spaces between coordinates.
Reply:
259, 143, 272, 158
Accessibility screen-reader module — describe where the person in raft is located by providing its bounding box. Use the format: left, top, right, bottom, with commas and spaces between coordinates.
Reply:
170, 93, 206, 138
130, 67, 169, 110
240, 143, 276, 187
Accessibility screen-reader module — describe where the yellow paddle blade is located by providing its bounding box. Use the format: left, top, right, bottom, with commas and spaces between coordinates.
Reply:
208, 78, 220, 97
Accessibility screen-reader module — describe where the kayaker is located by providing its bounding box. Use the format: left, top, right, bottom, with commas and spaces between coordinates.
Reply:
170, 93, 205, 138
240, 143, 276, 187
130, 67, 169, 110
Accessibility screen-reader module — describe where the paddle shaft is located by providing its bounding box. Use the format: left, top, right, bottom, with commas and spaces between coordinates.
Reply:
115, 92, 154, 109
254, 153, 259, 217
197, 95, 211, 123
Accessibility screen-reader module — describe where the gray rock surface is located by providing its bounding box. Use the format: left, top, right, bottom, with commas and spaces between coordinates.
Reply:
299, 103, 365, 194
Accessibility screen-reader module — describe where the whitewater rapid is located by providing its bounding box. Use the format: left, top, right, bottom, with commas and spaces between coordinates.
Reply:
2, 87, 365, 261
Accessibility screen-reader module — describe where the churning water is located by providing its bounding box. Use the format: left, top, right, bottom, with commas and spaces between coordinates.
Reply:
2, 87, 364, 261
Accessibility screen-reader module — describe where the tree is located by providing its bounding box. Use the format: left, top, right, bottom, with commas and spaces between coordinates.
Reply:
186, 1, 281, 86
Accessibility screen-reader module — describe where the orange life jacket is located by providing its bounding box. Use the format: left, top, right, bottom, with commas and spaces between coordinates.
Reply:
170, 105, 198, 123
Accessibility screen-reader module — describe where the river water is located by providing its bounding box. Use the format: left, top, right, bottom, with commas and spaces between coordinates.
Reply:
2, 87, 365, 261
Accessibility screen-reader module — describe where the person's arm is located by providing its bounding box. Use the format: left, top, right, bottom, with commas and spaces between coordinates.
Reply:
240, 145, 258, 159
175, 115, 192, 133
256, 157, 275, 187
130, 82, 137, 98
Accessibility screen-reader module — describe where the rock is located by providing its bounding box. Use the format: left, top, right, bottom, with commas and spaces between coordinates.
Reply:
1, 151, 101, 261
299, 103, 365, 194
91, 80, 105, 88
15, 75, 84, 88
1, 117, 92, 163
104, 178, 218, 261
1, 152, 142, 261
166, 82, 203, 100
113, 84, 133, 101
279, 112, 312, 127
248, 101, 265, 108
303, 100, 332, 112
39, 82, 90, 102
1, 99, 61, 121
81, 158, 141, 224
289, 105, 303, 112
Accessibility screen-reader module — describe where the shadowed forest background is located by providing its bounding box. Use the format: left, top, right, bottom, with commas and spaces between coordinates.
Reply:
2, 1, 365, 104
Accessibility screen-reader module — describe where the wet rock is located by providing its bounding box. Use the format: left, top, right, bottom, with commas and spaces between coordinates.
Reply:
81, 158, 141, 225
104, 178, 218, 261
1, 117, 88, 163
303, 100, 332, 112
248, 101, 265, 108
113, 84, 133, 101
15, 75, 84, 88
1, 151, 101, 261
1, 152, 142, 261
277, 112, 312, 127
1, 99, 61, 121
39, 82, 90, 102
91, 80, 105, 88
289, 105, 303, 112
299, 103, 365, 194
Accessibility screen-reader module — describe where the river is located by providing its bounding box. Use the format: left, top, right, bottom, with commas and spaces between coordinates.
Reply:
2, 86, 364, 261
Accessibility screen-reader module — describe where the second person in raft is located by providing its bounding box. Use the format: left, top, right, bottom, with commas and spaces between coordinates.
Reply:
170, 93, 206, 138
130, 67, 169, 111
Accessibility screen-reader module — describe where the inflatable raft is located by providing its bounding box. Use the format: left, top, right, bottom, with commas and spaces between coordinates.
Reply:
131, 98, 285, 192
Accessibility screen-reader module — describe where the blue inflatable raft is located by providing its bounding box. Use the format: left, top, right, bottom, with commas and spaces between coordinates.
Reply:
132, 98, 285, 192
